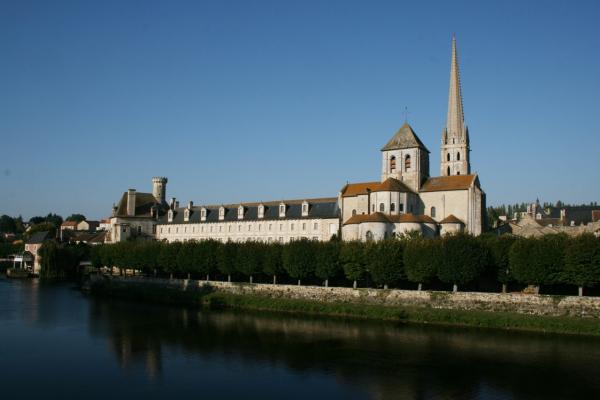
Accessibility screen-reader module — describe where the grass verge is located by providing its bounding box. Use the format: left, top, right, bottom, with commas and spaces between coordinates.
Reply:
88, 280, 600, 337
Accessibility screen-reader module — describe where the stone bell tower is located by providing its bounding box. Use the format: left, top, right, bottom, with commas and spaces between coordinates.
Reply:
440, 35, 471, 177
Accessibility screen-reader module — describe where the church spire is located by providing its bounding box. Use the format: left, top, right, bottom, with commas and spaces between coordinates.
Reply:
446, 35, 465, 140
440, 35, 471, 176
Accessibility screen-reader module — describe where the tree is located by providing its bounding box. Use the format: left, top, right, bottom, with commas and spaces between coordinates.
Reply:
314, 241, 341, 287
282, 239, 315, 285
158, 241, 181, 279
404, 238, 441, 291
263, 243, 284, 284
437, 233, 487, 292
340, 241, 366, 289
482, 235, 516, 293
367, 240, 405, 289
217, 241, 237, 282
236, 242, 263, 283
193, 240, 219, 281
0, 215, 17, 233
27, 223, 56, 239
44, 213, 63, 228
510, 234, 567, 293
176, 241, 197, 279
66, 214, 86, 223
29, 216, 45, 225
564, 234, 600, 296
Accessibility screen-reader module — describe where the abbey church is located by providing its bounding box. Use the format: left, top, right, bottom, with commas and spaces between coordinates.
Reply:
106, 37, 485, 244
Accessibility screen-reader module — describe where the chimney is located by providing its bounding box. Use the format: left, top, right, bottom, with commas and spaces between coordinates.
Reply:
127, 189, 136, 216
170, 197, 176, 210
560, 209, 566, 221
188, 201, 193, 210
175, 201, 180, 209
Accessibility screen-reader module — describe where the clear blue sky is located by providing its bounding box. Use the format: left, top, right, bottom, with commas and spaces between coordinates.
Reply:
1, 0, 599, 220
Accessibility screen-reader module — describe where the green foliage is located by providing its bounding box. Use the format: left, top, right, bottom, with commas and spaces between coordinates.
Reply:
236, 242, 263, 280
0, 241, 24, 258
38, 240, 86, 279
158, 241, 181, 275
217, 241, 238, 278
437, 233, 488, 288
27, 223, 56, 239
44, 213, 63, 228
404, 237, 441, 285
193, 239, 219, 278
66, 214, 86, 223
0, 215, 17, 233
314, 241, 341, 282
176, 241, 197, 276
262, 243, 284, 279
340, 241, 367, 284
510, 234, 567, 286
366, 240, 405, 287
564, 234, 600, 288
481, 235, 516, 284
282, 239, 316, 283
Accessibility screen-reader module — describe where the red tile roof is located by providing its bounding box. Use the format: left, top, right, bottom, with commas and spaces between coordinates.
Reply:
341, 178, 414, 197
420, 175, 478, 192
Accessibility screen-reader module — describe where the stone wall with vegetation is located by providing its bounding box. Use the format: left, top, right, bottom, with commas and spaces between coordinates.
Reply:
107, 276, 600, 318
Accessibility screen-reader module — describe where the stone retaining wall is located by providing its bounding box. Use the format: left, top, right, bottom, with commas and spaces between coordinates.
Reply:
105, 276, 600, 318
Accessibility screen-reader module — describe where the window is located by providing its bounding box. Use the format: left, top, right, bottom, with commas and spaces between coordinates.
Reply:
447, 153, 450, 161
405, 154, 411, 170
269, 224, 272, 231
258, 205, 265, 219
457, 152, 461, 161
238, 206, 244, 219
352, 209, 357, 216
447, 166, 451, 176
379, 203, 385, 212
312, 236, 319, 241
399, 204, 404, 212
219, 207, 225, 220
366, 231, 374, 242
201, 208, 207, 220
160, 227, 163, 233
248, 224, 251, 231
390, 156, 396, 172
228, 225, 231, 232
279, 204, 286, 217
430, 207, 436, 218
219, 226, 222, 232
302, 223, 306, 231
390, 203, 395, 212
457, 171, 461, 175
291, 223, 294, 231
372, 204, 375, 212
313, 222, 318, 230
238, 225, 241, 232
302, 202, 309, 216
176, 227, 179, 233
258, 224, 261, 231
280, 224, 283, 231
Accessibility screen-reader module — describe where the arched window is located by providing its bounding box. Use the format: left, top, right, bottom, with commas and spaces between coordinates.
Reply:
457, 152, 461, 161
447, 153, 450, 162
457, 171, 461, 175
404, 154, 411, 171
366, 231, 374, 242
379, 203, 385, 212
390, 203, 395, 212
390, 156, 396, 172
352, 209, 357, 216
430, 207, 436, 218
447, 166, 450, 176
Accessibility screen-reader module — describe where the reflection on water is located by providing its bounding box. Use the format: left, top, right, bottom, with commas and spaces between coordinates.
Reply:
2, 277, 600, 400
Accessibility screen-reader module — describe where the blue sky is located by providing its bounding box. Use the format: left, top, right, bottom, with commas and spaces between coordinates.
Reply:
1, 0, 599, 220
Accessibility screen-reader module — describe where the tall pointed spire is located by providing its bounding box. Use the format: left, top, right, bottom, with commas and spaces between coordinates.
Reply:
440, 35, 470, 177
446, 34, 465, 139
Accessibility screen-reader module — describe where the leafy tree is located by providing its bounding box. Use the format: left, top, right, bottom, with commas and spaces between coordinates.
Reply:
192, 240, 219, 281
0, 215, 17, 233
404, 238, 441, 291
29, 216, 45, 225
564, 234, 600, 296
481, 235, 516, 293
236, 242, 263, 283
176, 241, 197, 279
217, 241, 237, 282
27, 223, 56, 239
314, 241, 341, 287
340, 241, 366, 289
263, 243, 284, 284
158, 241, 181, 278
66, 214, 86, 223
367, 240, 405, 289
438, 233, 487, 292
282, 239, 316, 285
44, 213, 63, 228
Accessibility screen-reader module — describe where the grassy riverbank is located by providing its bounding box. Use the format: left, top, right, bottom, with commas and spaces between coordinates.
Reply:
88, 280, 600, 337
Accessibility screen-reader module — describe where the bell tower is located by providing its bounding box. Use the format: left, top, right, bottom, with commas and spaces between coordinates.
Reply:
440, 35, 470, 176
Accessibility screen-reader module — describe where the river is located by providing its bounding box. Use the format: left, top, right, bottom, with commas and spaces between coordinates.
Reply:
1, 277, 599, 399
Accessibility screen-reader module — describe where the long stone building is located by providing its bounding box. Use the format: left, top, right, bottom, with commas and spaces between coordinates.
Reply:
106, 36, 485, 244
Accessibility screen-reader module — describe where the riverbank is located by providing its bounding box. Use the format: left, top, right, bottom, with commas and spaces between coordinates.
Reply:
87, 277, 600, 337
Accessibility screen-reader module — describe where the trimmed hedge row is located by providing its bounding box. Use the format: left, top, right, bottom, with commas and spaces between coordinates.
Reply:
90, 233, 600, 296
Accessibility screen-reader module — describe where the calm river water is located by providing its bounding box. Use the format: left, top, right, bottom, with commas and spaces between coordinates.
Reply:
1, 277, 600, 399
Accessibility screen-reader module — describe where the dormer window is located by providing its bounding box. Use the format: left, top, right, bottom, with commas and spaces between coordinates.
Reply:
219, 206, 225, 221
168, 209, 174, 222
238, 205, 245, 220
258, 204, 265, 219
201, 207, 207, 222
279, 203, 286, 218
184, 208, 190, 222
301, 201, 309, 217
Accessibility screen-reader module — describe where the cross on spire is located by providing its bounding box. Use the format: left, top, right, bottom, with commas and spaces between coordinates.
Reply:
402, 106, 411, 123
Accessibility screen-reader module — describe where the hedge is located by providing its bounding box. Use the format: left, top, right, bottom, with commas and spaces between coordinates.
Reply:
89, 233, 600, 296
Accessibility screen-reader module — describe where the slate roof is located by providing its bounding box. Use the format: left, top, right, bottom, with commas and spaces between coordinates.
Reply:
341, 178, 414, 197
114, 192, 169, 218
547, 206, 600, 225
343, 213, 437, 225
158, 197, 339, 225
420, 175, 478, 192
26, 231, 49, 244
381, 123, 430, 152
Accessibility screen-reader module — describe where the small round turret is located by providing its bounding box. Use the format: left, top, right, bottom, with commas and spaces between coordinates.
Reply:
152, 177, 168, 203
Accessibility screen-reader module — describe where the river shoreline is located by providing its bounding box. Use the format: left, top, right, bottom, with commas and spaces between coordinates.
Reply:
86, 277, 600, 337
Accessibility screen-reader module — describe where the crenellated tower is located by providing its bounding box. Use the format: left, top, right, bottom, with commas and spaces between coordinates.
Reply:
440, 35, 470, 176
